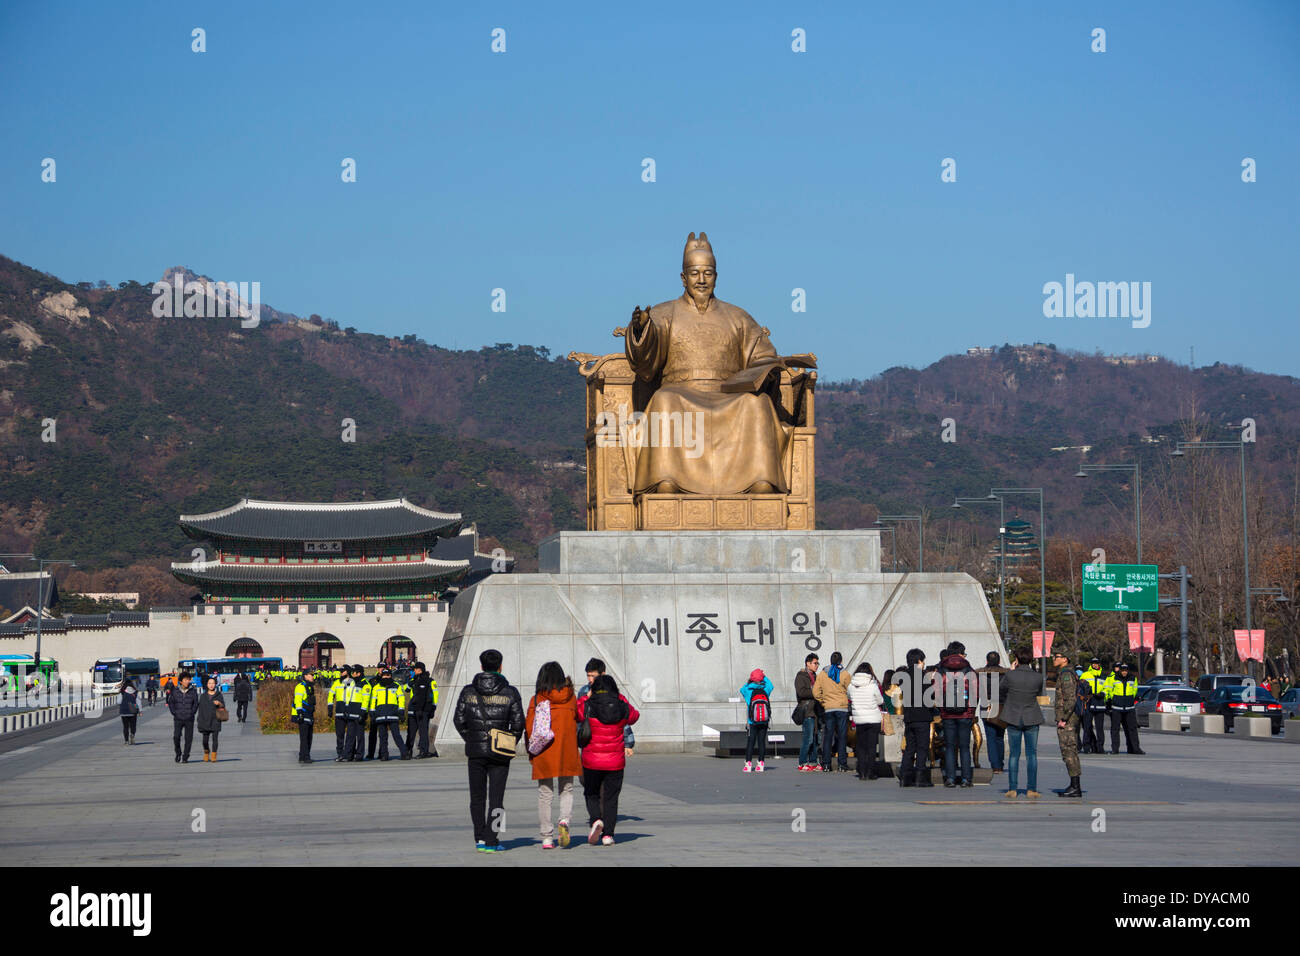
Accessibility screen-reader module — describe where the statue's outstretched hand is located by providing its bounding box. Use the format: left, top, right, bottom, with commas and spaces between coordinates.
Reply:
630, 305, 650, 334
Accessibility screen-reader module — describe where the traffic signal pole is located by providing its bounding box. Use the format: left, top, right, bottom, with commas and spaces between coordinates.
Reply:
1158, 566, 1191, 685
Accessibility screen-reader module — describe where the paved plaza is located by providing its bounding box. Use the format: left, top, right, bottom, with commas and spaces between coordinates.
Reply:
1, 697, 1297, 866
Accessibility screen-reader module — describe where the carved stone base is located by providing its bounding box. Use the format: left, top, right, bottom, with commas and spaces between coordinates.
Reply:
637, 494, 790, 530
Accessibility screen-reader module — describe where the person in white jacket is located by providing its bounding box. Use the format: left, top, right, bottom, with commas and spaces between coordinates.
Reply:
848, 663, 885, 780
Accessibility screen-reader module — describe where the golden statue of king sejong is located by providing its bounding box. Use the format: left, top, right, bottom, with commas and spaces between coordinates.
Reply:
626, 231, 802, 495
571, 232, 817, 532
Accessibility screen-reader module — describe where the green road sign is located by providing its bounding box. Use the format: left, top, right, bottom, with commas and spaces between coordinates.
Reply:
1082, 563, 1159, 612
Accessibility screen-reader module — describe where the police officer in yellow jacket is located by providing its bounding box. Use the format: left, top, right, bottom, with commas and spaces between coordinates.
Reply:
290, 669, 317, 764
1107, 662, 1145, 754
326, 669, 348, 760
342, 664, 370, 762
1079, 658, 1109, 754
370, 666, 409, 760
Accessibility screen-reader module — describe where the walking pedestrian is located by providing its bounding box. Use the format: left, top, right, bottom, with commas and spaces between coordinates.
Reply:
232, 671, 252, 723
291, 668, 317, 764
578, 658, 636, 757
404, 661, 438, 758
897, 649, 935, 787
196, 675, 227, 762
119, 677, 140, 745
814, 651, 852, 772
739, 668, 774, 772
453, 649, 525, 853
1053, 651, 1083, 797
525, 661, 581, 849
167, 671, 200, 763
577, 674, 639, 846
1000, 649, 1044, 798
794, 653, 821, 772
978, 651, 1008, 775
369, 666, 409, 760
937, 641, 979, 787
847, 663, 884, 780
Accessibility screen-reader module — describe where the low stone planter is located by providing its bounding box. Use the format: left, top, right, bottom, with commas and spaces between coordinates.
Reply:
1190, 714, 1224, 735
1286, 721, 1300, 743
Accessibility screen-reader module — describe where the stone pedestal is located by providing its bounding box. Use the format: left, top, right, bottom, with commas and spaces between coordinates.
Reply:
1190, 714, 1224, 735
433, 530, 1005, 754
1286, 720, 1300, 743
1234, 715, 1273, 738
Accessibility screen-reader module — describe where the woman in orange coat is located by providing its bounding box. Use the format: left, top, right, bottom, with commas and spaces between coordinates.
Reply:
525, 661, 582, 849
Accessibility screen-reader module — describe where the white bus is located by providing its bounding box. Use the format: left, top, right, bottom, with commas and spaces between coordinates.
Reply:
91, 657, 160, 694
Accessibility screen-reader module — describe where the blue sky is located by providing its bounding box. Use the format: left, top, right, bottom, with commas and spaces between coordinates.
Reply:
1, 0, 1296, 380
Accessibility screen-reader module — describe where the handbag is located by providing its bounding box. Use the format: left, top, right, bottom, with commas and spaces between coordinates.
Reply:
880, 712, 895, 736
576, 699, 594, 748
215, 701, 230, 722
475, 692, 518, 760
527, 698, 554, 756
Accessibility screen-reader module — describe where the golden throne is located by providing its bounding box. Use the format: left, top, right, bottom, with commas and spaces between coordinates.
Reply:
568, 345, 817, 532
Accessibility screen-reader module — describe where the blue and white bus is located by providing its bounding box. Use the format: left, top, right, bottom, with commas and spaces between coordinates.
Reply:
92, 657, 160, 694
177, 656, 283, 692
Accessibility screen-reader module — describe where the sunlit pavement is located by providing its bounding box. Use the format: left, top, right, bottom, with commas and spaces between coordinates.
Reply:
1, 698, 1296, 866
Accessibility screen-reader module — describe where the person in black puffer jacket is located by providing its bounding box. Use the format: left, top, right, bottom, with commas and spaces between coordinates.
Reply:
404, 662, 438, 758
119, 678, 141, 745
453, 649, 525, 852
167, 672, 201, 763
232, 672, 253, 723
896, 649, 936, 788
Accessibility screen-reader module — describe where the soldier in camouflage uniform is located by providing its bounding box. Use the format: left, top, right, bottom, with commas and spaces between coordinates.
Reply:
1053, 651, 1083, 798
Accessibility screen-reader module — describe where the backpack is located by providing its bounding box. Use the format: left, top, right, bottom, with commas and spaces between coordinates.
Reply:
747, 684, 771, 725
1074, 677, 1092, 718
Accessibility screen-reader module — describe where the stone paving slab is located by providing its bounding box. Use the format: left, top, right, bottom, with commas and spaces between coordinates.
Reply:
0, 695, 1296, 866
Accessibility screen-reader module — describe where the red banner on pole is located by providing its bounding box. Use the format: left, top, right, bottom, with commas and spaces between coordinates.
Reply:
1233, 629, 1265, 663
1032, 631, 1054, 657
1127, 622, 1155, 652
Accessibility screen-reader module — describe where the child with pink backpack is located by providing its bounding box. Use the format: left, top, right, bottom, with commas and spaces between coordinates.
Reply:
740, 669, 774, 772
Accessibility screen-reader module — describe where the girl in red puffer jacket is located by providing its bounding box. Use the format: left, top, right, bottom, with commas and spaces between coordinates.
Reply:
577, 674, 639, 846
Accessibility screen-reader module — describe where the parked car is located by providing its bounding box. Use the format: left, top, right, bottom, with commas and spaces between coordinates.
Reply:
1204, 686, 1284, 733
1280, 687, 1299, 719
1196, 673, 1254, 702
1145, 675, 1185, 687
1136, 685, 1202, 727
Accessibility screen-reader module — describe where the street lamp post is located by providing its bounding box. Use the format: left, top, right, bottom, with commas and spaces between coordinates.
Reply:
953, 497, 1006, 641
33, 558, 76, 691
876, 515, 924, 572
1249, 587, 1291, 677
1076, 460, 1146, 677
1172, 440, 1253, 678
878, 525, 897, 573
991, 488, 1047, 694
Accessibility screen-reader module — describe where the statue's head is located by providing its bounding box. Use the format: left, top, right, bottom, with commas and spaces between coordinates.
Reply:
680, 231, 716, 304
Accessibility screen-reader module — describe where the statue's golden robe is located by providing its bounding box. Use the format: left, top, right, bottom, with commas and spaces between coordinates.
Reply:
625, 293, 790, 495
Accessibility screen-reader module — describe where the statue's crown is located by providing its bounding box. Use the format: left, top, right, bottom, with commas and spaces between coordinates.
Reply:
683, 231, 714, 262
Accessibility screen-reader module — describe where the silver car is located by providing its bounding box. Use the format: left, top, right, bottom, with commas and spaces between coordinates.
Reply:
1136, 685, 1203, 727
1281, 687, 1299, 719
